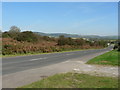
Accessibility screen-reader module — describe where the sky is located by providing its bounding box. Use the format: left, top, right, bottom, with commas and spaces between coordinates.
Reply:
2, 2, 118, 36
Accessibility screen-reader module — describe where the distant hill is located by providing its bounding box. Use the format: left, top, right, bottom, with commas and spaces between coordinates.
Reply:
35, 32, 81, 38
34, 32, 118, 40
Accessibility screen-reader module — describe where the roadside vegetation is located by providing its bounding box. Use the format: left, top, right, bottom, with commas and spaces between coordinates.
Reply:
87, 50, 119, 66
1, 26, 108, 56
20, 72, 118, 88
113, 41, 120, 51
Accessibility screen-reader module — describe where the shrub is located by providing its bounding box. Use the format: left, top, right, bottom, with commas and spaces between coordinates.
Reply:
16, 31, 38, 42
4, 44, 12, 49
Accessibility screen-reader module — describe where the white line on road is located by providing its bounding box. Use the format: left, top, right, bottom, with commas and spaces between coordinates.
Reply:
66, 53, 73, 55
29, 57, 47, 61
3, 57, 48, 65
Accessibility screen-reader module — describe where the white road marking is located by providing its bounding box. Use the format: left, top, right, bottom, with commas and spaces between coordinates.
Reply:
3, 57, 48, 65
30, 57, 47, 61
66, 53, 73, 55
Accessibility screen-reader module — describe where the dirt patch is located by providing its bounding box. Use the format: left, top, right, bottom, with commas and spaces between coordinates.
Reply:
100, 60, 110, 63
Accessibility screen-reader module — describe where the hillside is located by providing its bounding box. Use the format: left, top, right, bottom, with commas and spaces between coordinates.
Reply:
34, 32, 118, 40
2, 30, 107, 55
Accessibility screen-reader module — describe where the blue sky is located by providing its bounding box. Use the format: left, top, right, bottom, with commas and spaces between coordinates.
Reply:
2, 2, 118, 36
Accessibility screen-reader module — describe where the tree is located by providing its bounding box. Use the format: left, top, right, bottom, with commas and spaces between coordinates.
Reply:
9, 26, 21, 33
58, 35, 66, 46
8, 26, 21, 39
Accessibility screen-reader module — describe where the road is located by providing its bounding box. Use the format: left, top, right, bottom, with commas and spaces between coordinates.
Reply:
2, 46, 113, 75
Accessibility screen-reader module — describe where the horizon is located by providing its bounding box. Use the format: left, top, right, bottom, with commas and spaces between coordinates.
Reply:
2, 30, 118, 36
2, 2, 118, 36
34, 31, 118, 36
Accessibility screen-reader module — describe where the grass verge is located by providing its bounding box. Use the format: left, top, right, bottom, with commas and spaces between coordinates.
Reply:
2, 49, 82, 58
86, 50, 119, 66
2, 48, 98, 58
19, 72, 118, 88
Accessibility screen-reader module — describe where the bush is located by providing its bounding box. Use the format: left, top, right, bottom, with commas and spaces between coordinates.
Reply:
118, 42, 120, 51
113, 45, 118, 50
4, 44, 12, 49
16, 31, 38, 42
2, 27, 108, 55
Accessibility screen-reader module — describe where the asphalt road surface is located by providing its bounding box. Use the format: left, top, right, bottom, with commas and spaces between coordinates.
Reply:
2, 46, 113, 75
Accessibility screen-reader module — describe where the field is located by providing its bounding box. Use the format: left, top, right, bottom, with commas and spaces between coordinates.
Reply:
87, 50, 119, 66
20, 72, 118, 88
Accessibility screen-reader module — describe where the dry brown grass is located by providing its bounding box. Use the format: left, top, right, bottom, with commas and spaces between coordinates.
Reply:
2, 38, 104, 55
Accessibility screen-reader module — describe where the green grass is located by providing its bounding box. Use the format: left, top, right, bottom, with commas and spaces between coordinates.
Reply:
87, 50, 119, 66
19, 72, 118, 88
